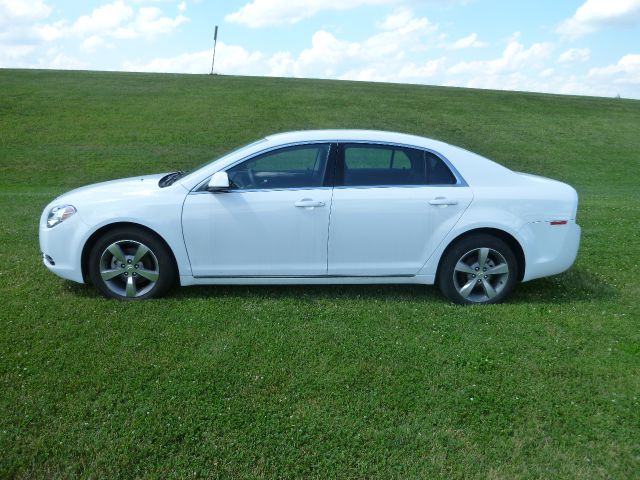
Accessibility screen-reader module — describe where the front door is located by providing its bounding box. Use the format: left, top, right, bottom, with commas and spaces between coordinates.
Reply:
182, 143, 334, 277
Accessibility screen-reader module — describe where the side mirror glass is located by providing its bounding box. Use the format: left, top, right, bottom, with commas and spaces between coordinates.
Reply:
207, 171, 230, 191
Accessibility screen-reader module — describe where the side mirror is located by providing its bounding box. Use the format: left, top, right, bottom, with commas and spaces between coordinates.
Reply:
207, 171, 230, 191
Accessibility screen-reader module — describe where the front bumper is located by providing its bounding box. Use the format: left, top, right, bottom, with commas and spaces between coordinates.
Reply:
39, 211, 88, 284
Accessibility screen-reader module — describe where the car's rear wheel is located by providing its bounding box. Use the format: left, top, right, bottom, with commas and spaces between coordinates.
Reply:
438, 234, 518, 305
88, 227, 176, 300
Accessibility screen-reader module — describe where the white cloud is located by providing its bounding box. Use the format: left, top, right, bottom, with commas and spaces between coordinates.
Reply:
363, 14, 438, 56
438, 37, 586, 95
71, 0, 133, 36
557, 0, 640, 38
441, 46, 640, 98
33, 21, 67, 42
588, 54, 640, 84
0, 0, 53, 67
294, 31, 359, 76
448, 38, 553, 75
341, 57, 445, 82
267, 51, 296, 77
132, 15, 635, 98
114, 6, 187, 39
81, 35, 112, 53
378, 7, 414, 30
126, 10, 441, 82
0, 0, 190, 68
557, 47, 590, 63
35, 1, 188, 45
0, 0, 51, 26
448, 32, 487, 50
0, 45, 35, 62
270, 11, 438, 78
125, 43, 264, 74
47, 52, 87, 70
227, 0, 369, 28
226, 0, 463, 27
178, 1, 186, 12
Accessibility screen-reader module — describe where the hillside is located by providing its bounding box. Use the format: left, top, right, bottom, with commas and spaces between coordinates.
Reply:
0, 69, 639, 478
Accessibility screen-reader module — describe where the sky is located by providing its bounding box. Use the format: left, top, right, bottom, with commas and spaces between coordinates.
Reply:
1, 0, 639, 98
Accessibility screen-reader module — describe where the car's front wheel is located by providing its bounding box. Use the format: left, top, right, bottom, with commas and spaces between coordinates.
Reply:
438, 234, 518, 305
88, 227, 176, 300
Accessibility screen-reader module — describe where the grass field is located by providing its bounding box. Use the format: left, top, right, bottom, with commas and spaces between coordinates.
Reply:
1, 68, 639, 479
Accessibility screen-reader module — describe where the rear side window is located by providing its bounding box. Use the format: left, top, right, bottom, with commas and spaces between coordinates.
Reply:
340, 144, 456, 187
427, 153, 457, 185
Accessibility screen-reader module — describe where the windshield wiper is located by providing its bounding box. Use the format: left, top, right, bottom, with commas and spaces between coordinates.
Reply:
159, 171, 185, 187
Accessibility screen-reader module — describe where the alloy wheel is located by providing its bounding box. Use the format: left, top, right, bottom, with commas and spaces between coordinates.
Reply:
452, 247, 510, 303
99, 240, 160, 298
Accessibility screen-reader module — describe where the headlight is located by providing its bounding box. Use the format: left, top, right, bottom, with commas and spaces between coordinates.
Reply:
47, 205, 77, 228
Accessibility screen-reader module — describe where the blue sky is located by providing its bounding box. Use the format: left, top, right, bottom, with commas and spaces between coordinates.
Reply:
1, 0, 639, 98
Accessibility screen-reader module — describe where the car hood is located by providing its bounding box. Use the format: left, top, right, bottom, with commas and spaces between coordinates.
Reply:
52, 173, 173, 204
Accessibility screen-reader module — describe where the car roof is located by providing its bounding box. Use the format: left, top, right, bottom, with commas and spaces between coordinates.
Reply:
178, 129, 517, 190
263, 130, 517, 186
264, 129, 452, 152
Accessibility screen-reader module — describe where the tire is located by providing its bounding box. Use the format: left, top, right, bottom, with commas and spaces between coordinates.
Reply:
437, 234, 519, 305
88, 227, 176, 300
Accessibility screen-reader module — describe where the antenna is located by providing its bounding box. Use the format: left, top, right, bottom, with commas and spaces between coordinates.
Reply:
210, 25, 218, 75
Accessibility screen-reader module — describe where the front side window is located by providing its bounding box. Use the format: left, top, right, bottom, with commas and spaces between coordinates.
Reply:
341, 144, 457, 187
227, 144, 330, 190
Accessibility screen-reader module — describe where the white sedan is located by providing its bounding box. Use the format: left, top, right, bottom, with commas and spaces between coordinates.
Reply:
39, 130, 581, 304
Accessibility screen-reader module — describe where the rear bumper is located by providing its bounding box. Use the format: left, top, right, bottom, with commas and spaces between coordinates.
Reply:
520, 221, 581, 282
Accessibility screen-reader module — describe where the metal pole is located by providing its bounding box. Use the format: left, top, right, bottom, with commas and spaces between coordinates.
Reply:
210, 25, 218, 75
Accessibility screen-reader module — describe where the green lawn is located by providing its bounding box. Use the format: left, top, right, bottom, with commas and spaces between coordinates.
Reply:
0, 69, 638, 479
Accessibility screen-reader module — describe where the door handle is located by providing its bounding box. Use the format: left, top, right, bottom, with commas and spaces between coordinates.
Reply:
295, 199, 325, 208
429, 197, 458, 206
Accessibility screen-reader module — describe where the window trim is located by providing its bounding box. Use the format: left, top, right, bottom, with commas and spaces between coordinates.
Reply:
190, 139, 467, 193
335, 141, 467, 188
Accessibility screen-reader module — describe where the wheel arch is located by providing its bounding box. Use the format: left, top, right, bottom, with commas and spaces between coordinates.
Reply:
81, 222, 179, 283
435, 227, 525, 283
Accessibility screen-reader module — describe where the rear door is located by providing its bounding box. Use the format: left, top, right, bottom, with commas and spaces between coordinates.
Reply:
327, 143, 472, 276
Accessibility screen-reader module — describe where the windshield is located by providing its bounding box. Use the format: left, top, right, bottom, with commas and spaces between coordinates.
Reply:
158, 138, 269, 188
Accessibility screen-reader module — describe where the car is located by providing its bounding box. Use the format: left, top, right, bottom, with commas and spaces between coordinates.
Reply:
39, 130, 581, 304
